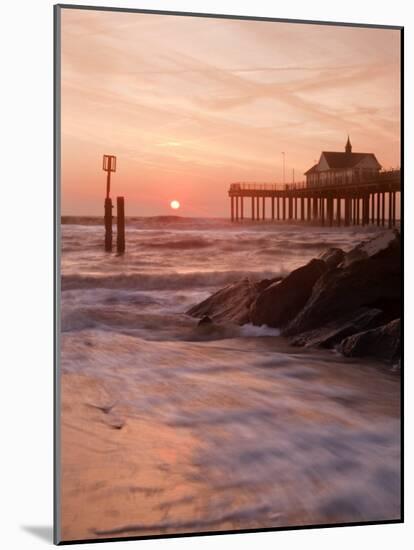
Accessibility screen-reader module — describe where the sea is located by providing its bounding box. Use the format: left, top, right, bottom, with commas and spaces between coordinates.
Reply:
60, 217, 401, 535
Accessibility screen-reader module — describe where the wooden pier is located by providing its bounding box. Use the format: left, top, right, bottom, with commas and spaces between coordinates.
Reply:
228, 170, 401, 227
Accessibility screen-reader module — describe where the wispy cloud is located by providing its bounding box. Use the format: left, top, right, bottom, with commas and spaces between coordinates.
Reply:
60, 8, 400, 216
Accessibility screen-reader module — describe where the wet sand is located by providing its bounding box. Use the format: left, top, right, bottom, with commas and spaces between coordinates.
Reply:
59, 335, 400, 542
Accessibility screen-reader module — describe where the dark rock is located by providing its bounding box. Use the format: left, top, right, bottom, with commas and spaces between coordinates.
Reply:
187, 278, 258, 325
255, 276, 283, 293
198, 315, 213, 326
290, 307, 384, 348
318, 247, 345, 269
338, 319, 401, 362
250, 259, 327, 328
339, 229, 400, 268
284, 231, 401, 337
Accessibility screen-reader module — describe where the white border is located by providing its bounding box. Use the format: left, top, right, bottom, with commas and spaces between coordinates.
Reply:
1, 1, 411, 548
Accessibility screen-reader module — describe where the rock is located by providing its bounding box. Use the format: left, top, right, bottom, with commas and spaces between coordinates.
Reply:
318, 247, 345, 269
187, 278, 259, 325
198, 315, 213, 326
250, 259, 327, 328
290, 307, 384, 348
338, 319, 401, 362
339, 229, 399, 268
284, 231, 401, 337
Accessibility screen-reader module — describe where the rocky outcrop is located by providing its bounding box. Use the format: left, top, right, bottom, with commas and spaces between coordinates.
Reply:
338, 319, 401, 362
284, 231, 401, 337
318, 247, 345, 269
290, 307, 384, 348
250, 259, 327, 328
187, 277, 280, 325
187, 230, 401, 363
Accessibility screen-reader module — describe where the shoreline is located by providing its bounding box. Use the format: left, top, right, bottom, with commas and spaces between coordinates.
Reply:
60, 334, 400, 541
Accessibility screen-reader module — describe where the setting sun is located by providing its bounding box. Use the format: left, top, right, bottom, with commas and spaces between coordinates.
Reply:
170, 200, 180, 210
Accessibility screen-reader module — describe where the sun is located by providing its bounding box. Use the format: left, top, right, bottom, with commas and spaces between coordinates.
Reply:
170, 200, 180, 210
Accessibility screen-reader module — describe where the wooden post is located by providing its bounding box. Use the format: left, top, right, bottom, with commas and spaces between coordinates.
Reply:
116, 197, 125, 254
337, 198, 341, 226
262, 196, 265, 220
104, 198, 113, 252
376, 193, 380, 226
371, 194, 374, 224
256, 196, 260, 220
313, 197, 318, 220
393, 192, 397, 226
388, 192, 392, 228
251, 197, 255, 220
277, 196, 280, 220
381, 192, 385, 226
320, 197, 325, 226
327, 197, 333, 226
271, 197, 275, 220
231, 196, 234, 222
240, 196, 244, 220
283, 197, 286, 220
235, 196, 239, 221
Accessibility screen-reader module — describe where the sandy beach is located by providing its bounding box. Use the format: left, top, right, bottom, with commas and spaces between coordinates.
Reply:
60, 327, 400, 540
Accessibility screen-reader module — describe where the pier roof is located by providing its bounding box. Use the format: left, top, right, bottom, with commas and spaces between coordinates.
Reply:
321, 151, 380, 170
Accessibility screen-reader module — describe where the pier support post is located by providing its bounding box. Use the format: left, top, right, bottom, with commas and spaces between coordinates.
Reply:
251, 197, 255, 220
240, 197, 244, 220
116, 197, 125, 254
370, 194, 374, 224
262, 196, 265, 220
392, 192, 397, 226
381, 192, 385, 226
312, 197, 318, 220
277, 197, 280, 220
104, 198, 113, 251
283, 197, 286, 220
256, 196, 260, 220
288, 197, 293, 220
327, 197, 333, 226
388, 192, 392, 228
300, 197, 305, 221
320, 197, 325, 226
337, 198, 341, 226
235, 196, 239, 222
344, 198, 350, 226
271, 197, 275, 220
376, 193, 380, 226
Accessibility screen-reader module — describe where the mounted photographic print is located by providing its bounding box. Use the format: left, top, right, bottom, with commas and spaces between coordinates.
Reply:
54, 4, 403, 545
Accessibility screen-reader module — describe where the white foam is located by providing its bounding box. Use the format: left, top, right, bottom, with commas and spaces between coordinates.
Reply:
239, 323, 280, 337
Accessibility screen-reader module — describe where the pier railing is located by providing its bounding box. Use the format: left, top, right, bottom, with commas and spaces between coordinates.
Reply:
230, 182, 306, 191
229, 169, 400, 193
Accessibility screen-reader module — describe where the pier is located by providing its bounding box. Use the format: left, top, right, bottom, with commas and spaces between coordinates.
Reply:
228, 170, 401, 227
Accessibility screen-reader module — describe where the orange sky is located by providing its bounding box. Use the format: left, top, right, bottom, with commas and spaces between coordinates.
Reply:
60, 8, 401, 217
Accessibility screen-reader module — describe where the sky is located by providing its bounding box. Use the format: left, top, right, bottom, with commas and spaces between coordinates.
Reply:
60, 8, 401, 217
